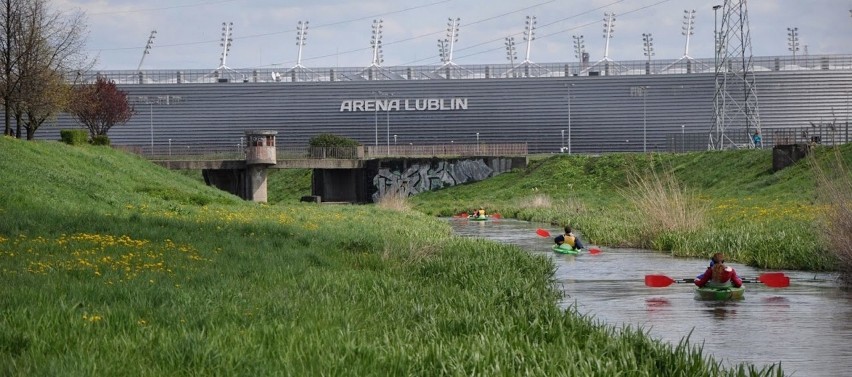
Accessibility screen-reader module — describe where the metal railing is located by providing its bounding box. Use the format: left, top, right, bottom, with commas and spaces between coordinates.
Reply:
79, 54, 852, 85
665, 125, 851, 152
137, 143, 527, 161
365, 143, 527, 157
769, 125, 851, 147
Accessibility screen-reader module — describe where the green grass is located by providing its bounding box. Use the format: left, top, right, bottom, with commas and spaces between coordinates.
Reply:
174, 144, 850, 271
267, 168, 313, 203
411, 145, 852, 271
0, 137, 781, 375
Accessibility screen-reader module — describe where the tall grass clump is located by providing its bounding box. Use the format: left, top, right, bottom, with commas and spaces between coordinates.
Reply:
623, 168, 707, 247
377, 191, 413, 212
810, 147, 852, 284
518, 193, 553, 209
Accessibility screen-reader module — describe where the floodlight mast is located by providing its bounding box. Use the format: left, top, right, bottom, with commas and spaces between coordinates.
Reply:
370, 19, 384, 67
438, 39, 448, 64
523, 15, 536, 63
642, 32, 654, 74
787, 27, 799, 63
602, 12, 616, 61
446, 17, 460, 63
137, 30, 156, 72
661, 9, 700, 73
682, 10, 696, 57
438, 17, 461, 67
295, 21, 308, 68
505, 36, 517, 67
642, 33, 654, 64
219, 22, 234, 69
572, 35, 585, 61
572, 34, 585, 73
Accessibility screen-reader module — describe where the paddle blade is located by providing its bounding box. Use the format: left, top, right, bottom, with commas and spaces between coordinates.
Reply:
454, 212, 468, 218
491, 213, 502, 219
536, 228, 551, 238
588, 247, 602, 255
645, 275, 676, 288
758, 273, 790, 288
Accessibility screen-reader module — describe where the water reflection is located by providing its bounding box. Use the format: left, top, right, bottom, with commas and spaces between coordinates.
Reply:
701, 303, 738, 321
447, 218, 851, 377
644, 297, 671, 313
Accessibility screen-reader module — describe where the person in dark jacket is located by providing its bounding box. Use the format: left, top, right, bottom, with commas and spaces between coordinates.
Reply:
554, 226, 584, 250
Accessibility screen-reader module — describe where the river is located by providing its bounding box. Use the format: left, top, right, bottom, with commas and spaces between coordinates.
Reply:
447, 218, 852, 377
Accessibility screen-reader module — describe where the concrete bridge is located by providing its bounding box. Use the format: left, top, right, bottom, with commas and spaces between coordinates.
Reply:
150, 132, 528, 203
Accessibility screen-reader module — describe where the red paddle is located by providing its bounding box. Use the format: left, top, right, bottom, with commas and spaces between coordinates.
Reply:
758, 273, 790, 288
645, 275, 678, 287
491, 213, 502, 219
645, 273, 790, 288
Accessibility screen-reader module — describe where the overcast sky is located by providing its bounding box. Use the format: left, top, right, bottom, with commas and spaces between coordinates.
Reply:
56, 0, 852, 71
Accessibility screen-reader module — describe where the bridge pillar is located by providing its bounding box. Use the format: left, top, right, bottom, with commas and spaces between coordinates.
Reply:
245, 130, 277, 202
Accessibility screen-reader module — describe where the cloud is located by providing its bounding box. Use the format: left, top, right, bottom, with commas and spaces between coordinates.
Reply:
58, 0, 852, 70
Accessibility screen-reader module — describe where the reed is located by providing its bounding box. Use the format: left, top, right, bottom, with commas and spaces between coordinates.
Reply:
377, 191, 413, 212
622, 168, 707, 247
810, 147, 852, 283
517, 193, 553, 209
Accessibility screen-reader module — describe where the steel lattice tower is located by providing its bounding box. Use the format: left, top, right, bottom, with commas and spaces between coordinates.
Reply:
710, 0, 761, 149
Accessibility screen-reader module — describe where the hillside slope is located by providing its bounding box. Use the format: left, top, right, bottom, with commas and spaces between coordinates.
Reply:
0, 138, 778, 376
0, 138, 240, 234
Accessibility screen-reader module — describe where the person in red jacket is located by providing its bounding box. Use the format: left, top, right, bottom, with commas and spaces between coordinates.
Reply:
694, 253, 742, 288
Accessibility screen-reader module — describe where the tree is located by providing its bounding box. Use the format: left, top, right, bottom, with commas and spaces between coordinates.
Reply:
1, 0, 89, 138
19, 66, 69, 139
1, 0, 26, 137
68, 76, 134, 138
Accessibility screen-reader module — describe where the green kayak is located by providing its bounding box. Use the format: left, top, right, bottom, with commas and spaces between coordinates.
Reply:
693, 286, 745, 301
552, 244, 581, 255
469, 215, 488, 221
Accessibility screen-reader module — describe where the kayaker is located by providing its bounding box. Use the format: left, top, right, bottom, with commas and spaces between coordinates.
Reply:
694, 253, 742, 288
554, 226, 584, 250
478, 207, 486, 216
695, 253, 724, 280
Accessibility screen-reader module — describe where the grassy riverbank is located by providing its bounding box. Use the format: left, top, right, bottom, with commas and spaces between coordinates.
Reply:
266, 144, 851, 271
410, 145, 852, 271
0, 137, 781, 375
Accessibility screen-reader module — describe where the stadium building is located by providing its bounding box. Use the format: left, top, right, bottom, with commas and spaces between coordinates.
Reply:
38, 57, 852, 155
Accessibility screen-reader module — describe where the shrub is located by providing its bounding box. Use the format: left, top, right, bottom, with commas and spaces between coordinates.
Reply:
91, 135, 111, 146
309, 133, 360, 148
59, 129, 89, 145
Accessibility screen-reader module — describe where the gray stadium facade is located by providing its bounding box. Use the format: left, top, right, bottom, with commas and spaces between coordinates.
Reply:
38, 55, 852, 154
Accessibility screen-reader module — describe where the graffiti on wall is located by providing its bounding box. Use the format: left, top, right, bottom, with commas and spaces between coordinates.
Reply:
372, 159, 494, 202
